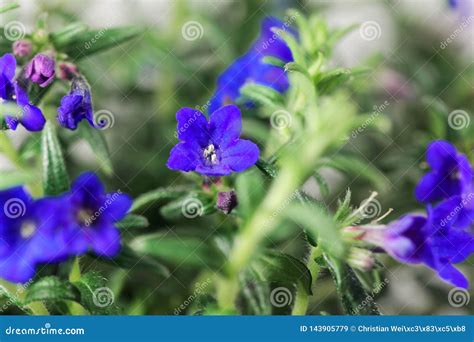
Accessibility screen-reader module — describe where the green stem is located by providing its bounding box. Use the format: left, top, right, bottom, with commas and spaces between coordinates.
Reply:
68, 257, 85, 315
291, 282, 309, 315
0, 131, 22, 168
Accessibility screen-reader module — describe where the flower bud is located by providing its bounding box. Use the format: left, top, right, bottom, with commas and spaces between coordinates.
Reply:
217, 191, 238, 214
348, 247, 376, 272
58, 62, 79, 80
12, 40, 32, 58
25, 53, 55, 87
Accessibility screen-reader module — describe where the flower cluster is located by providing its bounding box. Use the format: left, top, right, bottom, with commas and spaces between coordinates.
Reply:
208, 17, 297, 113
0, 172, 131, 283
350, 141, 474, 288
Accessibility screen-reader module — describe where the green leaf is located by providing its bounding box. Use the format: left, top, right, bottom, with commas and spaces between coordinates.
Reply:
50, 22, 88, 48
235, 169, 266, 220
334, 189, 353, 224
256, 158, 277, 178
315, 67, 369, 94
41, 122, 69, 195
261, 56, 286, 68
0, 282, 31, 314
239, 83, 285, 108
285, 202, 346, 259
0, 2, 19, 14
77, 121, 113, 175
116, 214, 149, 230
93, 245, 170, 278
276, 28, 306, 67
130, 233, 225, 269
250, 251, 312, 295
131, 187, 188, 212
324, 256, 380, 315
24, 276, 79, 304
313, 171, 329, 197
72, 272, 120, 315
320, 154, 387, 191
57, 26, 143, 60
0, 170, 35, 189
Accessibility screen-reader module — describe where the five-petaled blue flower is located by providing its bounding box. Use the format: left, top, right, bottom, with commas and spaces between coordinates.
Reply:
60, 172, 132, 257
57, 76, 94, 130
0, 53, 45, 131
415, 140, 472, 203
0, 187, 67, 283
208, 17, 297, 114
167, 105, 260, 176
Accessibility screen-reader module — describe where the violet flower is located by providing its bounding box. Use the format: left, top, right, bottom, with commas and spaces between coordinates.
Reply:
12, 40, 32, 58
0, 53, 45, 131
0, 187, 67, 283
415, 140, 472, 203
167, 105, 259, 176
25, 53, 55, 87
60, 172, 132, 257
57, 76, 94, 130
208, 17, 297, 113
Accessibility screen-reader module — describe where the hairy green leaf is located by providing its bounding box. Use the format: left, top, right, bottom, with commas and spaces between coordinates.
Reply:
77, 121, 113, 175
41, 122, 69, 195
24, 276, 79, 304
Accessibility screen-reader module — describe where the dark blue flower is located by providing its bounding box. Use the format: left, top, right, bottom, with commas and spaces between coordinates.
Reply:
0, 53, 45, 131
25, 53, 55, 87
57, 76, 94, 130
167, 105, 260, 176
356, 199, 474, 288
415, 140, 472, 203
60, 172, 132, 257
208, 17, 296, 114
0, 187, 67, 283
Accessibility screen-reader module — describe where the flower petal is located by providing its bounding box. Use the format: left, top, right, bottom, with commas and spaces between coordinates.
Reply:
103, 193, 132, 222
195, 164, 232, 176
176, 107, 209, 145
87, 224, 121, 257
0, 53, 16, 81
166, 142, 200, 172
209, 105, 242, 148
426, 140, 458, 170
220, 139, 259, 172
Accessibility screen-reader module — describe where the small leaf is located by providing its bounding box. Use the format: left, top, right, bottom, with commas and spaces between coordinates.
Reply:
24, 276, 79, 304
116, 214, 149, 230
77, 121, 113, 175
261, 56, 286, 68
93, 245, 170, 278
131, 187, 188, 212
50, 22, 88, 48
0, 2, 19, 14
159, 194, 215, 220
256, 158, 277, 178
130, 233, 225, 269
250, 251, 312, 295
239, 83, 285, 108
72, 272, 120, 315
313, 171, 329, 197
334, 189, 353, 224
41, 122, 69, 195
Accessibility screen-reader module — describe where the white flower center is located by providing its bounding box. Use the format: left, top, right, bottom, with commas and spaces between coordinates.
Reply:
203, 144, 218, 165
20, 221, 36, 239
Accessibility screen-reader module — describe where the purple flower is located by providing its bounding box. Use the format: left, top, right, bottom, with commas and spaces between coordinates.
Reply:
0, 53, 45, 131
60, 172, 132, 257
25, 53, 55, 87
0, 187, 67, 283
57, 76, 94, 130
167, 105, 260, 176
12, 40, 32, 58
352, 199, 474, 288
415, 140, 472, 203
208, 17, 296, 113
217, 190, 238, 214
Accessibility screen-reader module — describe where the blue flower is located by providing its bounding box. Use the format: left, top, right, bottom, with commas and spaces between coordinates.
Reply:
0, 53, 45, 131
353, 200, 474, 288
57, 76, 94, 130
60, 172, 132, 257
208, 17, 297, 113
0, 187, 67, 283
25, 54, 55, 88
415, 140, 472, 203
167, 105, 260, 176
